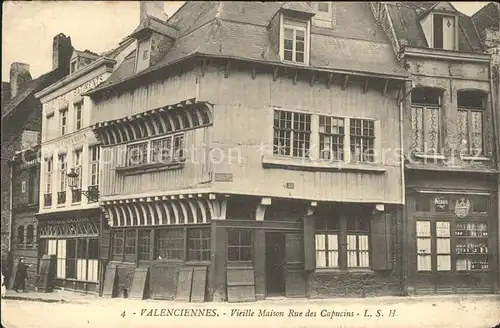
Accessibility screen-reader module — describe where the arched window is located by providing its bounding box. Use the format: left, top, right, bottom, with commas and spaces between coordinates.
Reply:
17, 225, 25, 245
26, 225, 34, 244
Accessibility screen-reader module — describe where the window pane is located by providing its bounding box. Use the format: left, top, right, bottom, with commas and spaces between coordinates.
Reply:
316, 250, 326, 267
411, 107, 424, 152
315, 234, 326, 250
471, 111, 483, 155
295, 52, 304, 63
346, 234, 357, 251
436, 238, 450, 254
327, 234, 338, 251
418, 255, 432, 271
425, 107, 439, 153
437, 255, 451, 271
457, 110, 469, 152
416, 221, 431, 237
417, 238, 431, 253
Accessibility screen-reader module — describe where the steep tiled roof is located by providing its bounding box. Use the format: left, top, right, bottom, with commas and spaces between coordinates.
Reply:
472, 2, 499, 42
89, 1, 409, 95
387, 2, 482, 52
1, 69, 62, 121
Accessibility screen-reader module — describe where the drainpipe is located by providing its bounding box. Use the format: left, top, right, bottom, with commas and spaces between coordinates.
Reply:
398, 80, 415, 295
8, 160, 14, 253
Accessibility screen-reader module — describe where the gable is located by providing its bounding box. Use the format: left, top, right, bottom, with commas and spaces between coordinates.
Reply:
430, 1, 458, 15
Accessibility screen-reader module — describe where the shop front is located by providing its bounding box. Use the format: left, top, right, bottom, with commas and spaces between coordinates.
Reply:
37, 209, 103, 293
406, 173, 499, 294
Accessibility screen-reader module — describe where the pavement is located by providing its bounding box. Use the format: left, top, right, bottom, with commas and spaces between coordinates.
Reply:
3, 288, 99, 303
1, 291, 500, 328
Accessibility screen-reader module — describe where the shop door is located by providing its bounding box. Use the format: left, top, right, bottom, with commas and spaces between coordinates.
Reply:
266, 232, 285, 296
416, 220, 453, 294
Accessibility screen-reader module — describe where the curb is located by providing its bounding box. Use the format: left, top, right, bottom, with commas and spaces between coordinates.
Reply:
2, 295, 68, 303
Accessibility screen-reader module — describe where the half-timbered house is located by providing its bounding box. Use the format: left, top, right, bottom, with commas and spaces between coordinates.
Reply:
87, 1, 411, 301
371, 1, 499, 294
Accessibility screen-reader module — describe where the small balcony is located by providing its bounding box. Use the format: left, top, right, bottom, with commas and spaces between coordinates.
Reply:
72, 189, 82, 203
44, 193, 52, 207
57, 191, 66, 205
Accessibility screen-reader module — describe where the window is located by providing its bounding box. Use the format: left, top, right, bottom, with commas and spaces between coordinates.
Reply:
314, 208, 371, 269
87, 239, 99, 281
60, 109, 68, 136
57, 154, 67, 204
350, 118, 375, 162
75, 102, 83, 130
155, 228, 184, 260
346, 218, 370, 268
143, 49, 149, 60
433, 14, 456, 50
126, 134, 185, 167
273, 110, 311, 158
70, 61, 77, 74
319, 116, 344, 160
127, 142, 148, 166
317, 2, 330, 12
282, 18, 307, 64
28, 169, 36, 204
315, 218, 339, 268
188, 228, 211, 261
138, 230, 151, 261
227, 229, 252, 262
56, 240, 66, 278
124, 230, 136, 256
457, 91, 486, 156
17, 226, 24, 245
112, 230, 124, 261
72, 149, 82, 203
89, 145, 100, 187
44, 157, 53, 207
26, 225, 34, 244
411, 88, 442, 154
66, 239, 77, 279
417, 220, 432, 271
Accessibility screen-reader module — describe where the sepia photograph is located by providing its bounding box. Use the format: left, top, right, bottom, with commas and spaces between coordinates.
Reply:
1, 1, 499, 327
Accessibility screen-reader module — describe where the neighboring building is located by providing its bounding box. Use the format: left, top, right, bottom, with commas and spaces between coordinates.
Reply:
473, 1, 500, 292
372, 1, 499, 294
87, 2, 410, 301
9, 145, 41, 289
34, 39, 135, 293
1, 33, 73, 282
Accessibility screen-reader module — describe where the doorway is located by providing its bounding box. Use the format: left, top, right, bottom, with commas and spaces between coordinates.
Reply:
265, 232, 286, 296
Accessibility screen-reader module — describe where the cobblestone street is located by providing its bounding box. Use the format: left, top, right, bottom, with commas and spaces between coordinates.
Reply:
2, 293, 500, 328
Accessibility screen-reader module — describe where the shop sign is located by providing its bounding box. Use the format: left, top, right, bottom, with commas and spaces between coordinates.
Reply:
214, 173, 233, 182
454, 197, 470, 218
433, 196, 449, 211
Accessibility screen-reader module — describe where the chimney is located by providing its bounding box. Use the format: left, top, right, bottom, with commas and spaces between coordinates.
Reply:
1, 82, 11, 104
52, 33, 73, 75
10, 62, 32, 98
140, 1, 168, 22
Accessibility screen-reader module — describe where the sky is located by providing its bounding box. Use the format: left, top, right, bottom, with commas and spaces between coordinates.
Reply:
1, 1, 491, 82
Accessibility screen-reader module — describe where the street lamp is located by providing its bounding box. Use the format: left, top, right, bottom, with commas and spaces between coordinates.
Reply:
66, 168, 99, 202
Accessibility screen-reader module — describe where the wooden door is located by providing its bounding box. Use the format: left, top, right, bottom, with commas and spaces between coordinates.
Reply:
284, 233, 307, 298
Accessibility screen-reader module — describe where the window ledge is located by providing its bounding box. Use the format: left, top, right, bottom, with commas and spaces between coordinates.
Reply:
314, 268, 374, 274
185, 260, 211, 266
115, 159, 186, 175
262, 155, 386, 173
460, 155, 491, 162
414, 153, 446, 160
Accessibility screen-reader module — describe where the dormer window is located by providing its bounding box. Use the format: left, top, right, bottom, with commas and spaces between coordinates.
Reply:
283, 24, 306, 63
281, 18, 309, 65
70, 61, 77, 74
432, 14, 456, 50
317, 2, 331, 13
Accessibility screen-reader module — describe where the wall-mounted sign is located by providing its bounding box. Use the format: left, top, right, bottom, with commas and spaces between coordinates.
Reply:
214, 173, 233, 182
454, 197, 470, 218
45, 74, 106, 111
285, 182, 295, 189
53, 132, 88, 149
434, 196, 449, 211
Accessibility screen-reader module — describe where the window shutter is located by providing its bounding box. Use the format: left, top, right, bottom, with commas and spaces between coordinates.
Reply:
370, 213, 393, 270
303, 214, 316, 271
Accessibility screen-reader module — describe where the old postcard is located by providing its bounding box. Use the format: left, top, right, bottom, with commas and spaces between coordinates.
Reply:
1, 1, 499, 327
